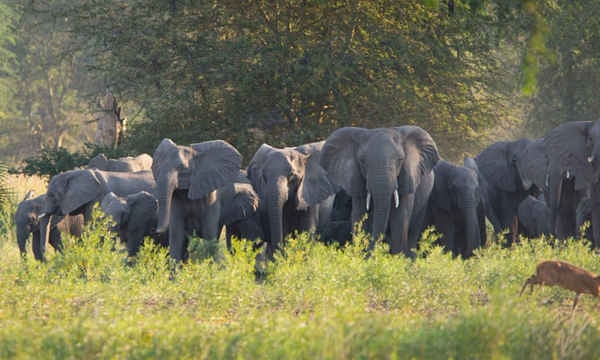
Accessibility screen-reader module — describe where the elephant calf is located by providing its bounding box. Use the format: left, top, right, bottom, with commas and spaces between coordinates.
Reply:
517, 195, 552, 239
426, 159, 486, 258
15, 191, 84, 259
100, 191, 168, 257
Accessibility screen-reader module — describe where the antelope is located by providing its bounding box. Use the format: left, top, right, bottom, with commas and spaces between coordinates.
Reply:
520, 260, 600, 311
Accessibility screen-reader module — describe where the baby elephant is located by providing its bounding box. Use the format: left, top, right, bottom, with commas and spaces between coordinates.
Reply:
517, 195, 552, 238
15, 191, 84, 259
100, 191, 167, 257
520, 260, 600, 311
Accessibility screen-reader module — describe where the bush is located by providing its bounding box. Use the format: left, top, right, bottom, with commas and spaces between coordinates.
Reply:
18, 144, 134, 177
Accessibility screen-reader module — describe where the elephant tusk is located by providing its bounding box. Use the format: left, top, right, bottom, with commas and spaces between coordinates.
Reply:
588, 156, 594, 164
366, 192, 371, 212
394, 189, 400, 208
566, 170, 571, 179
38, 212, 46, 218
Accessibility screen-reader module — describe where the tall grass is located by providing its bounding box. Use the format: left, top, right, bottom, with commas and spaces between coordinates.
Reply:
0, 177, 599, 359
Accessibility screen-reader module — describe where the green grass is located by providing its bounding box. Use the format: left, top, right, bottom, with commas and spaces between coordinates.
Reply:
1, 202, 600, 359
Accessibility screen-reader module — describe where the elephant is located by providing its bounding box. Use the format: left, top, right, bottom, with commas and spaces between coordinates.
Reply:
100, 191, 168, 257
316, 220, 353, 246
38, 168, 156, 261
152, 138, 258, 261
576, 198, 594, 242
219, 179, 262, 250
517, 195, 552, 239
15, 191, 84, 259
474, 138, 547, 246
543, 120, 600, 247
88, 153, 153, 172
425, 159, 486, 258
321, 126, 439, 256
246, 141, 338, 258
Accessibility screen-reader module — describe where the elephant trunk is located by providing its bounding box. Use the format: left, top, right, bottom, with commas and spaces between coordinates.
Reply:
266, 177, 288, 257
369, 173, 397, 251
15, 222, 29, 256
156, 170, 178, 233
36, 214, 51, 261
463, 207, 481, 258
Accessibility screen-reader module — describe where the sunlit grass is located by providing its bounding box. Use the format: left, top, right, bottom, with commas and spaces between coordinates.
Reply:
0, 177, 599, 358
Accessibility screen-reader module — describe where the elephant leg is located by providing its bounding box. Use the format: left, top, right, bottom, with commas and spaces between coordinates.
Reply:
389, 193, 415, 256
350, 195, 369, 235
31, 231, 43, 261
199, 198, 221, 241
168, 197, 187, 261
407, 203, 429, 254
48, 226, 63, 253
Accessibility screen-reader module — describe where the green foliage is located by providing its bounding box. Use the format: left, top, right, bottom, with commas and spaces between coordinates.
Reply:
18, 143, 133, 177
2, 210, 600, 358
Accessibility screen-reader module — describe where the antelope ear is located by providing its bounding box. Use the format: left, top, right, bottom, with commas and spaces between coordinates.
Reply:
297, 153, 338, 210
321, 127, 369, 197
59, 169, 104, 215
188, 140, 242, 200
543, 121, 594, 191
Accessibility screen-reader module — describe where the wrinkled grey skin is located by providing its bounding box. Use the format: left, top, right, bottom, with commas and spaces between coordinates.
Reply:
152, 139, 257, 261
38, 168, 156, 261
474, 138, 547, 246
543, 120, 600, 247
426, 159, 486, 258
247, 141, 337, 258
517, 195, 552, 239
15, 191, 84, 259
100, 191, 168, 257
321, 126, 439, 256
88, 153, 153, 172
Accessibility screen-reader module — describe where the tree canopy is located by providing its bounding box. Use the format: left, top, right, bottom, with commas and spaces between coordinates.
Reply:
0, 1, 596, 164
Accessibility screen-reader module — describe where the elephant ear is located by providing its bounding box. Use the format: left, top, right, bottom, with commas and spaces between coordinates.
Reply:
516, 139, 548, 192
219, 182, 260, 225
100, 192, 128, 225
321, 127, 369, 197
88, 153, 108, 169
543, 121, 594, 191
474, 140, 521, 192
247, 143, 277, 196
188, 140, 242, 200
57, 169, 104, 215
394, 126, 439, 192
297, 152, 338, 210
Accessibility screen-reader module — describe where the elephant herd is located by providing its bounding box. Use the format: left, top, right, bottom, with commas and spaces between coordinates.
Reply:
15, 120, 600, 262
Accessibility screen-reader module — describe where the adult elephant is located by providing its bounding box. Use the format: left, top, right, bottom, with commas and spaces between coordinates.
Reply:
100, 191, 168, 257
38, 168, 156, 261
517, 195, 552, 239
152, 139, 257, 261
474, 138, 547, 245
543, 120, 600, 247
15, 191, 84, 259
88, 153, 153, 172
246, 141, 337, 258
321, 126, 439, 256
426, 159, 486, 258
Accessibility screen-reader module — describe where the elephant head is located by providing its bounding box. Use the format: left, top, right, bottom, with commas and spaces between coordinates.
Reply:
246, 141, 337, 252
101, 191, 161, 256
15, 190, 41, 256
151, 138, 242, 234
321, 126, 439, 254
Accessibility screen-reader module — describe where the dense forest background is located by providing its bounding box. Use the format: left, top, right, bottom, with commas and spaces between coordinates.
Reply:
0, 0, 598, 165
